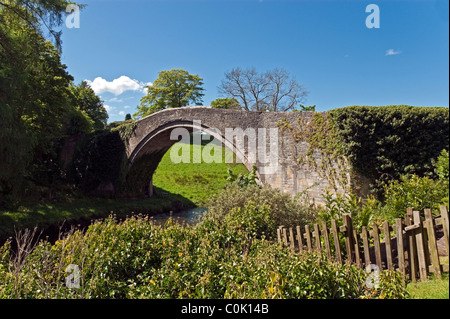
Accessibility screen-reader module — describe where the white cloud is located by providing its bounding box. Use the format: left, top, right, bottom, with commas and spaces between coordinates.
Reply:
86, 76, 148, 96
108, 97, 123, 103
142, 82, 153, 94
385, 49, 401, 56
118, 111, 125, 116
104, 105, 115, 112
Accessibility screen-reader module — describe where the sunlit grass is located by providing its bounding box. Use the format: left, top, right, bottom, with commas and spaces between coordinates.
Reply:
407, 273, 449, 299
153, 143, 249, 206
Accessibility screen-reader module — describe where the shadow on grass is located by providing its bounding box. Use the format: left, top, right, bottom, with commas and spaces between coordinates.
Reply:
0, 188, 196, 245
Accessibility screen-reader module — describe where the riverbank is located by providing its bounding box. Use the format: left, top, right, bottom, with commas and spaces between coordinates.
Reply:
0, 188, 196, 244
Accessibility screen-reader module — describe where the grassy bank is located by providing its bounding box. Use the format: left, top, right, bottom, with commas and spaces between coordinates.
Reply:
153, 142, 249, 206
0, 190, 194, 241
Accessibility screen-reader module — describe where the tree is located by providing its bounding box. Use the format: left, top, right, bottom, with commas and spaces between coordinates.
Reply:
218, 67, 308, 112
134, 69, 204, 118
210, 98, 241, 110
0, 0, 79, 51
70, 81, 108, 131
299, 104, 316, 112
0, 1, 78, 202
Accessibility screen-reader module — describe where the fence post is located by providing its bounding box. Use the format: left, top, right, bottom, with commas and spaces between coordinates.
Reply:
322, 222, 332, 260
413, 210, 428, 281
331, 219, 342, 265
440, 206, 449, 255
406, 208, 418, 282
296, 226, 304, 253
395, 218, 406, 281
313, 224, 322, 251
361, 226, 371, 267
304, 225, 313, 251
424, 209, 442, 279
277, 226, 283, 245
372, 223, 383, 270
383, 221, 394, 271
282, 227, 288, 246
342, 214, 354, 264
289, 227, 295, 252
353, 230, 362, 267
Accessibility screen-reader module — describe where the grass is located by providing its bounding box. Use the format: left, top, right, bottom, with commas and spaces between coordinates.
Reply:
407, 273, 449, 299
152, 142, 249, 206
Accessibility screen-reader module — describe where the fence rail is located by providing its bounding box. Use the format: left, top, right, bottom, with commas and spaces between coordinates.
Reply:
277, 205, 449, 282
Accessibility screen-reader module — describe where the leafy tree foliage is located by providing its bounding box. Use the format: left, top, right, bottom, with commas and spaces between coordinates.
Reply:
135, 69, 204, 118
210, 98, 240, 110
0, 0, 81, 203
69, 81, 108, 131
298, 104, 316, 111
0, 0, 77, 51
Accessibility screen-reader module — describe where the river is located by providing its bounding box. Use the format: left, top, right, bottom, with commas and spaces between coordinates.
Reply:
151, 207, 209, 225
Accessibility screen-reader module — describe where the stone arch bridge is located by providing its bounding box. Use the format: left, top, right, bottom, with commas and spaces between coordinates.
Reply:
123, 107, 359, 204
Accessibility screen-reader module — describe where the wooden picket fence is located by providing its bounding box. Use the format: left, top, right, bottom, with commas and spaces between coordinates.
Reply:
277, 205, 449, 282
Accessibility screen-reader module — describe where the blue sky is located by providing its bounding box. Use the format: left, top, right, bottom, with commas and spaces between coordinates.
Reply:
60, 0, 449, 123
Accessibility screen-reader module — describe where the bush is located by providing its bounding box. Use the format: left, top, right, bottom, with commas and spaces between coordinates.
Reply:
433, 149, 449, 207
317, 191, 385, 232
0, 212, 408, 299
382, 174, 448, 219
329, 105, 449, 196
434, 149, 449, 181
207, 183, 317, 237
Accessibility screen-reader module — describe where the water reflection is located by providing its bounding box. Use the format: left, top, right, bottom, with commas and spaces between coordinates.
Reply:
151, 207, 208, 226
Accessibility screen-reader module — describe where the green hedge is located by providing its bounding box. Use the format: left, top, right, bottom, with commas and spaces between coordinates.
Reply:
329, 105, 449, 195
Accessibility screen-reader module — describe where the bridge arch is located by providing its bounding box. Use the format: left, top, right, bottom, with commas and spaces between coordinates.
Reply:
125, 107, 263, 197
129, 120, 252, 173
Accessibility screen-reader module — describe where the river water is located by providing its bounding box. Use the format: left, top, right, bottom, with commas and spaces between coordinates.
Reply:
151, 207, 209, 226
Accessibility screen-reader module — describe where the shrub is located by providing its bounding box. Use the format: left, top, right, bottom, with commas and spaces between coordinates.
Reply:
434, 149, 449, 181
329, 105, 449, 196
382, 174, 448, 219
225, 165, 259, 188
317, 191, 385, 232
433, 149, 449, 207
0, 213, 409, 299
207, 183, 317, 237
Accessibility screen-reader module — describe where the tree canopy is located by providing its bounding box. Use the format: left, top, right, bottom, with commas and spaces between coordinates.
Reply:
0, 0, 103, 204
210, 98, 241, 110
69, 81, 108, 131
0, 0, 78, 51
134, 69, 204, 118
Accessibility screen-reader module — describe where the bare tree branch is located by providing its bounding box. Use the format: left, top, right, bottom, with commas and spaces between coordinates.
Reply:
219, 67, 308, 112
